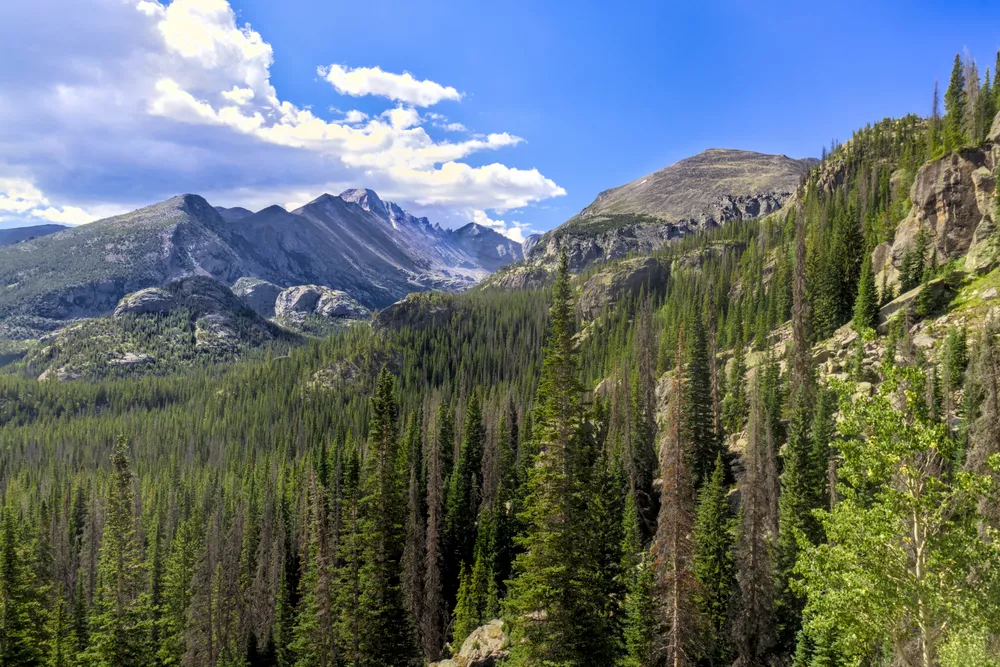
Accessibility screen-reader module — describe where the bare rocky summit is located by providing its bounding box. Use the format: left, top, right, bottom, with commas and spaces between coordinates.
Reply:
488, 149, 816, 282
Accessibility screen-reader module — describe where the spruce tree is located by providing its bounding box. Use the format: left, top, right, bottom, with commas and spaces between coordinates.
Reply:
0, 507, 46, 667
944, 53, 967, 151
444, 390, 484, 601
422, 409, 447, 661
685, 316, 719, 487
356, 369, 420, 666
504, 251, 614, 667
692, 455, 735, 665
290, 479, 337, 667
400, 414, 426, 640
852, 254, 879, 331
82, 437, 150, 667
158, 513, 203, 666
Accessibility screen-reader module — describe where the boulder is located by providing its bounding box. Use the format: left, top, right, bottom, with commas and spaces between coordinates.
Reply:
430, 620, 508, 667
578, 256, 668, 321
232, 277, 282, 318
876, 277, 954, 333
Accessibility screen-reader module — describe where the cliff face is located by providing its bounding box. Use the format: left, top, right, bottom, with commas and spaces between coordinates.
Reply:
873, 122, 1000, 285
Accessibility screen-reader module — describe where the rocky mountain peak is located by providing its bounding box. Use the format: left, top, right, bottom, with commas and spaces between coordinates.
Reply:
339, 188, 388, 216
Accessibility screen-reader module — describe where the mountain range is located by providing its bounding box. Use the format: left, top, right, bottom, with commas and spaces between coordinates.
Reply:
0, 188, 521, 337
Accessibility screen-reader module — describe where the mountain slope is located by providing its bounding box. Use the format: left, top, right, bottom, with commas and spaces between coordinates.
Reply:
0, 224, 68, 246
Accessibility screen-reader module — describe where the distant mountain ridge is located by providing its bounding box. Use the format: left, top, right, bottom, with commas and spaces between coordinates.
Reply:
0, 189, 522, 338
0, 224, 67, 246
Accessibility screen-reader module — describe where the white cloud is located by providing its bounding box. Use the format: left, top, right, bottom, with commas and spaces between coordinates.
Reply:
342, 110, 368, 124
0, 0, 563, 230
319, 64, 462, 107
0, 177, 96, 226
471, 209, 534, 244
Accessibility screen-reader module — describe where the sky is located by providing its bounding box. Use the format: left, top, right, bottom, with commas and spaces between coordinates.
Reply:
1, 1, 999, 241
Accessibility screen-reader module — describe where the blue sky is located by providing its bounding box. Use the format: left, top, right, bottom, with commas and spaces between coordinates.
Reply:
0, 0, 999, 238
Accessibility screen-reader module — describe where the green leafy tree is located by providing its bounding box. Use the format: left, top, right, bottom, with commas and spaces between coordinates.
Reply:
796, 369, 1000, 666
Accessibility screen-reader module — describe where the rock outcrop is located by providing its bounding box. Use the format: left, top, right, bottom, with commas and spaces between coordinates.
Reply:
578, 257, 668, 321
275, 285, 370, 321
430, 620, 508, 667
232, 278, 283, 318
373, 293, 459, 332
876, 147, 999, 282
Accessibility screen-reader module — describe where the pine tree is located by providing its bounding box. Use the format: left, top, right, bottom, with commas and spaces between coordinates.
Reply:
0, 507, 46, 667
944, 53, 967, 151
504, 251, 614, 667
721, 333, 748, 436
45, 584, 76, 667
444, 390, 484, 601
82, 437, 150, 667
692, 455, 735, 666
290, 478, 337, 667
421, 408, 447, 661
356, 368, 420, 666
685, 316, 719, 487
853, 254, 879, 331
400, 414, 426, 642
619, 554, 655, 667
335, 445, 364, 667
158, 513, 203, 666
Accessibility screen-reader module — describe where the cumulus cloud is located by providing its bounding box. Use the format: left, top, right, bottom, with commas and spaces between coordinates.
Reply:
0, 0, 563, 229
319, 64, 462, 107
0, 178, 96, 226
471, 209, 535, 244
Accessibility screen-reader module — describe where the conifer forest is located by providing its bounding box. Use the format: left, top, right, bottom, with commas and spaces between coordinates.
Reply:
1, 48, 1000, 667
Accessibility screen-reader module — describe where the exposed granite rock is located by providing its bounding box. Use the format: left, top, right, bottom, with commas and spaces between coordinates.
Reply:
876, 277, 954, 333
113, 287, 177, 318
882, 148, 996, 282
578, 257, 668, 321
232, 277, 283, 318
429, 620, 508, 667
481, 264, 552, 291
275, 285, 370, 321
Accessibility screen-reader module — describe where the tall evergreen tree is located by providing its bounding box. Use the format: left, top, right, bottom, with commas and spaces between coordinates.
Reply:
356, 369, 420, 666
0, 507, 46, 667
504, 252, 614, 667
82, 437, 150, 667
692, 455, 735, 666
290, 479, 337, 667
444, 391, 485, 601
944, 53, 967, 151
158, 513, 203, 666
853, 254, 879, 331
685, 316, 718, 487
422, 408, 447, 661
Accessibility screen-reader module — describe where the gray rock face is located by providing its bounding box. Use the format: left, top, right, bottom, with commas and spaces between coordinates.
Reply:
578, 257, 668, 321
232, 278, 283, 318
113, 287, 176, 318
0, 188, 523, 338
879, 148, 998, 281
275, 285, 370, 321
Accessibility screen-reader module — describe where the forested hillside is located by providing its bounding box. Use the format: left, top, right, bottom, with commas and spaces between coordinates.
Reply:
1, 51, 1000, 667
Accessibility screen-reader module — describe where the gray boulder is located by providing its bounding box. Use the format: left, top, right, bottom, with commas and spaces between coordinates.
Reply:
430, 619, 508, 667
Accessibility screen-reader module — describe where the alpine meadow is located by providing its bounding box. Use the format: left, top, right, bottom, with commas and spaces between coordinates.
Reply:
0, 2, 999, 667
